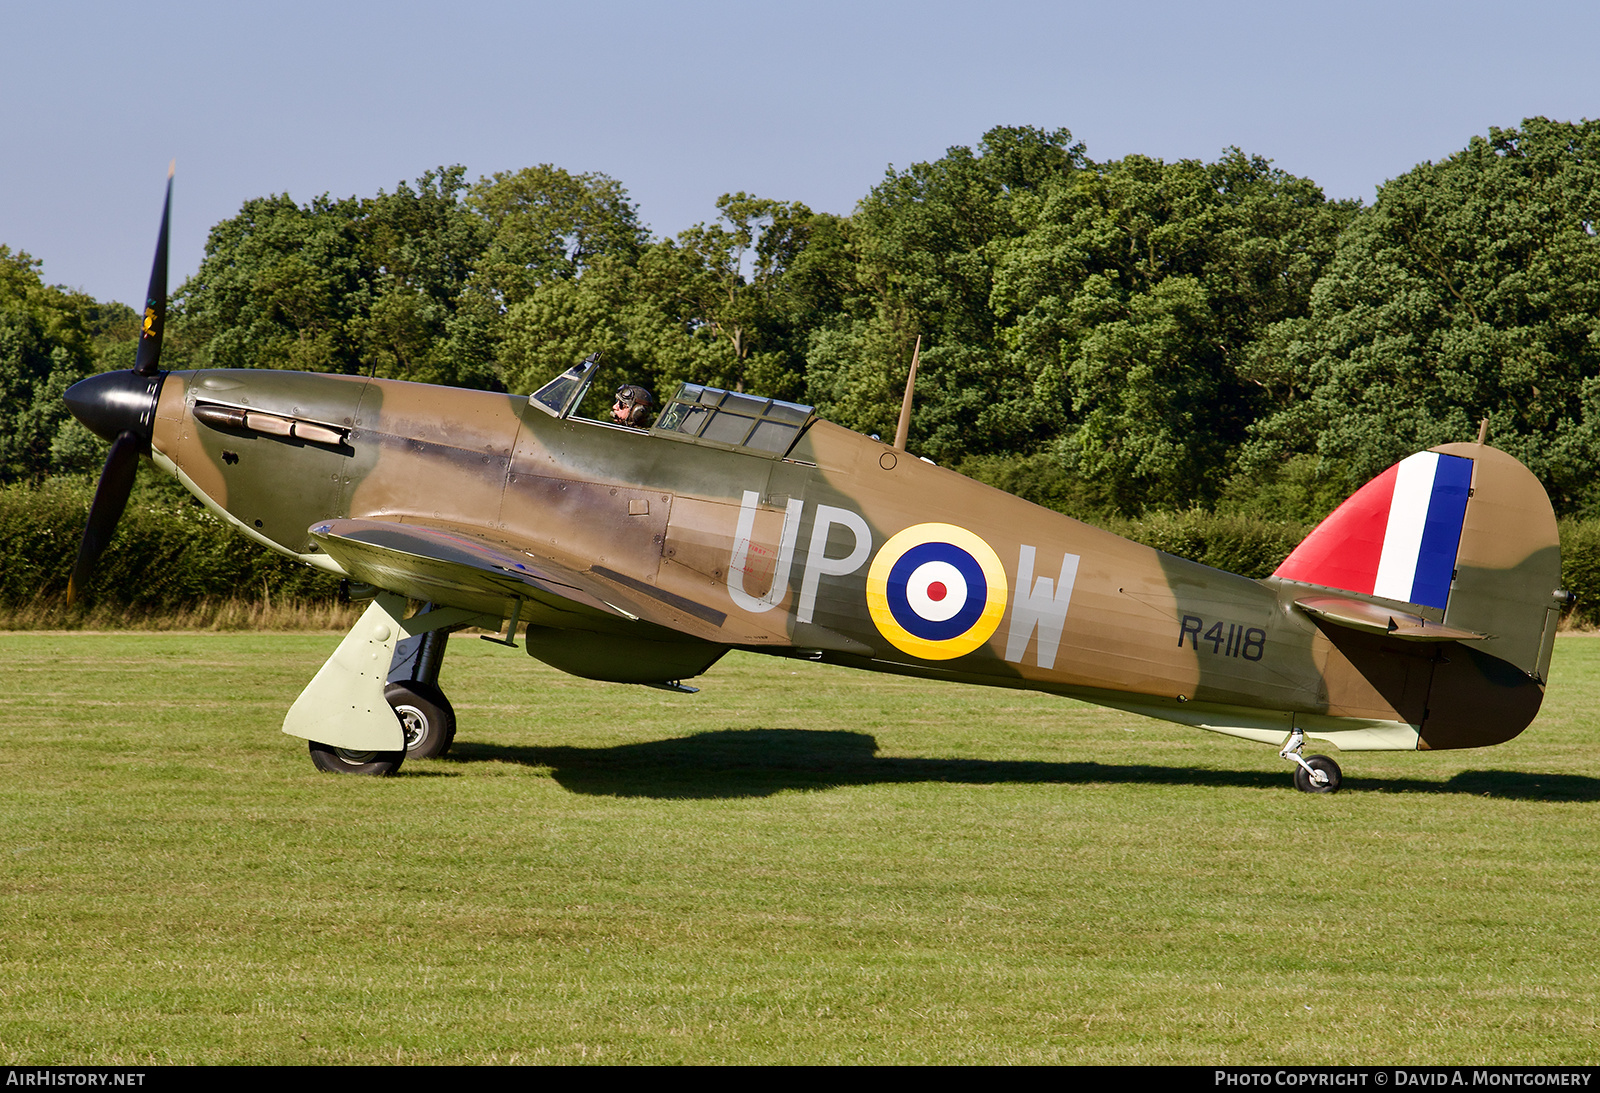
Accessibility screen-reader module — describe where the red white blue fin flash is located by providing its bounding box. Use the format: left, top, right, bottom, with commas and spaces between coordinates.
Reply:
1273, 450, 1474, 611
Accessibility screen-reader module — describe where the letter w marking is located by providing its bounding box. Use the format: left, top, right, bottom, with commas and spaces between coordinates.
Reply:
1004, 545, 1080, 669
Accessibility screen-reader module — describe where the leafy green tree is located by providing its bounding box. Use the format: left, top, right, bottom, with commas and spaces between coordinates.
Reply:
494, 254, 646, 398
352, 167, 494, 387
469, 165, 660, 398
177, 192, 366, 373
496, 192, 851, 407
178, 168, 494, 387
816, 131, 1347, 510
1057, 275, 1229, 510
0, 247, 107, 480
1243, 118, 1600, 515
997, 150, 1353, 511
468, 165, 647, 305
648, 193, 832, 398
815, 126, 1087, 456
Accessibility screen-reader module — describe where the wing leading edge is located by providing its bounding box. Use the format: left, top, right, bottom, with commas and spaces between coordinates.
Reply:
310, 518, 627, 625
307, 517, 788, 648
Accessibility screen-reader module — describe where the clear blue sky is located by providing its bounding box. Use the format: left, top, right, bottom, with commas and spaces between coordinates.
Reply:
3, 0, 1595, 307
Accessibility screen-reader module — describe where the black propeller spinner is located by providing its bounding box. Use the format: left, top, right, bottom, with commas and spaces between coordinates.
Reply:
62, 163, 174, 603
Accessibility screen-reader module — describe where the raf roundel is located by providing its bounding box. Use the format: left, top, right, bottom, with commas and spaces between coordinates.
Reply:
866, 523, 1009, 660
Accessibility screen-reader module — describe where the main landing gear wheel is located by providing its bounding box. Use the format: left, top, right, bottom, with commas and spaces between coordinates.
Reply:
1293, 754, 1342, 794
308, 740, 405, 776
385, 681, 456, 760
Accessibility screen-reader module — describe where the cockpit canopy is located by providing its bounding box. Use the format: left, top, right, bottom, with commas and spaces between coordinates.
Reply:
650, 383, 813, 458
530, 355, 814, 460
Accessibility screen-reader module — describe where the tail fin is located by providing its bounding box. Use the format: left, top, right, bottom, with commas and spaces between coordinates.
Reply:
1274, 443, 1562, 750
1275, 449, 1473, 610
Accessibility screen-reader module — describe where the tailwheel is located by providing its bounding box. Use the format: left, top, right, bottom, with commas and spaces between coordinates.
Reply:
1281, 728, 1343, 794
308, 740, 405, 776
1292, 754, 1342, 794
385, 681, 456, 759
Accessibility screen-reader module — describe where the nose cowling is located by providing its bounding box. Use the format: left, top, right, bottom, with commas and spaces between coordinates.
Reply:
64, 369, 166, 447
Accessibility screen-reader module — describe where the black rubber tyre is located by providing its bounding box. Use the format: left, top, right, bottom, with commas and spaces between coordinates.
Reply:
308, 740, 405, 776
385, 681, 456, 759
1293, 754, 1342, 794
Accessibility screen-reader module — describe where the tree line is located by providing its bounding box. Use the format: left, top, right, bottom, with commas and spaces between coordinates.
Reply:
6, 117, 1600, 524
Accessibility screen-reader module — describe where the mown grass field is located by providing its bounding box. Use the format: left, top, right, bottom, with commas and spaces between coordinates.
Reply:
2, 631, 1597, 1064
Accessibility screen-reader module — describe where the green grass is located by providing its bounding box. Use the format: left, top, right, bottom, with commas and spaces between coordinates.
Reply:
3, 632, 1598, 1064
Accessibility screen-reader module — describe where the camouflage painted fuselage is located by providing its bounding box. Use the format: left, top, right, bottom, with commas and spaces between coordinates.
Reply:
149, 369, 1561, 754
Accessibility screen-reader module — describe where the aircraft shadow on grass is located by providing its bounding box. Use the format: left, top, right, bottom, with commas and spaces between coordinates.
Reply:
445, 728, 1600, 802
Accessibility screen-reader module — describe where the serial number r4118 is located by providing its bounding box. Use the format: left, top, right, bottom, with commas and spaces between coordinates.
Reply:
1178, 615, 1266, 661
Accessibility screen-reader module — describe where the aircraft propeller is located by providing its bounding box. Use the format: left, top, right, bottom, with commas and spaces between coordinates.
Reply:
63, 164, 174, 603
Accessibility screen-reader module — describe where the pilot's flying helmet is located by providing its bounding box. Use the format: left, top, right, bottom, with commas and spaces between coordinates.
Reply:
613, 385, 654, 427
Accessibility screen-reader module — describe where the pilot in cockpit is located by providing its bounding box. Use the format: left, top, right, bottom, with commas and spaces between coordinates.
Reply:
610, 385, 655, 428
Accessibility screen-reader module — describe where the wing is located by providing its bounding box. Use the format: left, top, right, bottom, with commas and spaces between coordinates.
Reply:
307, 517, 776, 645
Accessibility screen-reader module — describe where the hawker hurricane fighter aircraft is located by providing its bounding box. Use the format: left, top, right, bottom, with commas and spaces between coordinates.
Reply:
64, 174, 1568, 792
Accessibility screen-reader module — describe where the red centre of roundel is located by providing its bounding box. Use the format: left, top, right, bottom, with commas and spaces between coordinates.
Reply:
927, 581, 947, 602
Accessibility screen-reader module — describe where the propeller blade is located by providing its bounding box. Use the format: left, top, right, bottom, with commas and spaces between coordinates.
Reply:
66, 431, 143, 605
132, 162, 173, 378
65, 165, 175, 604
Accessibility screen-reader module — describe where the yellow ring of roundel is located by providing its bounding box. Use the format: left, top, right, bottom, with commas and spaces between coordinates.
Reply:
865, 522, 1009, 660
